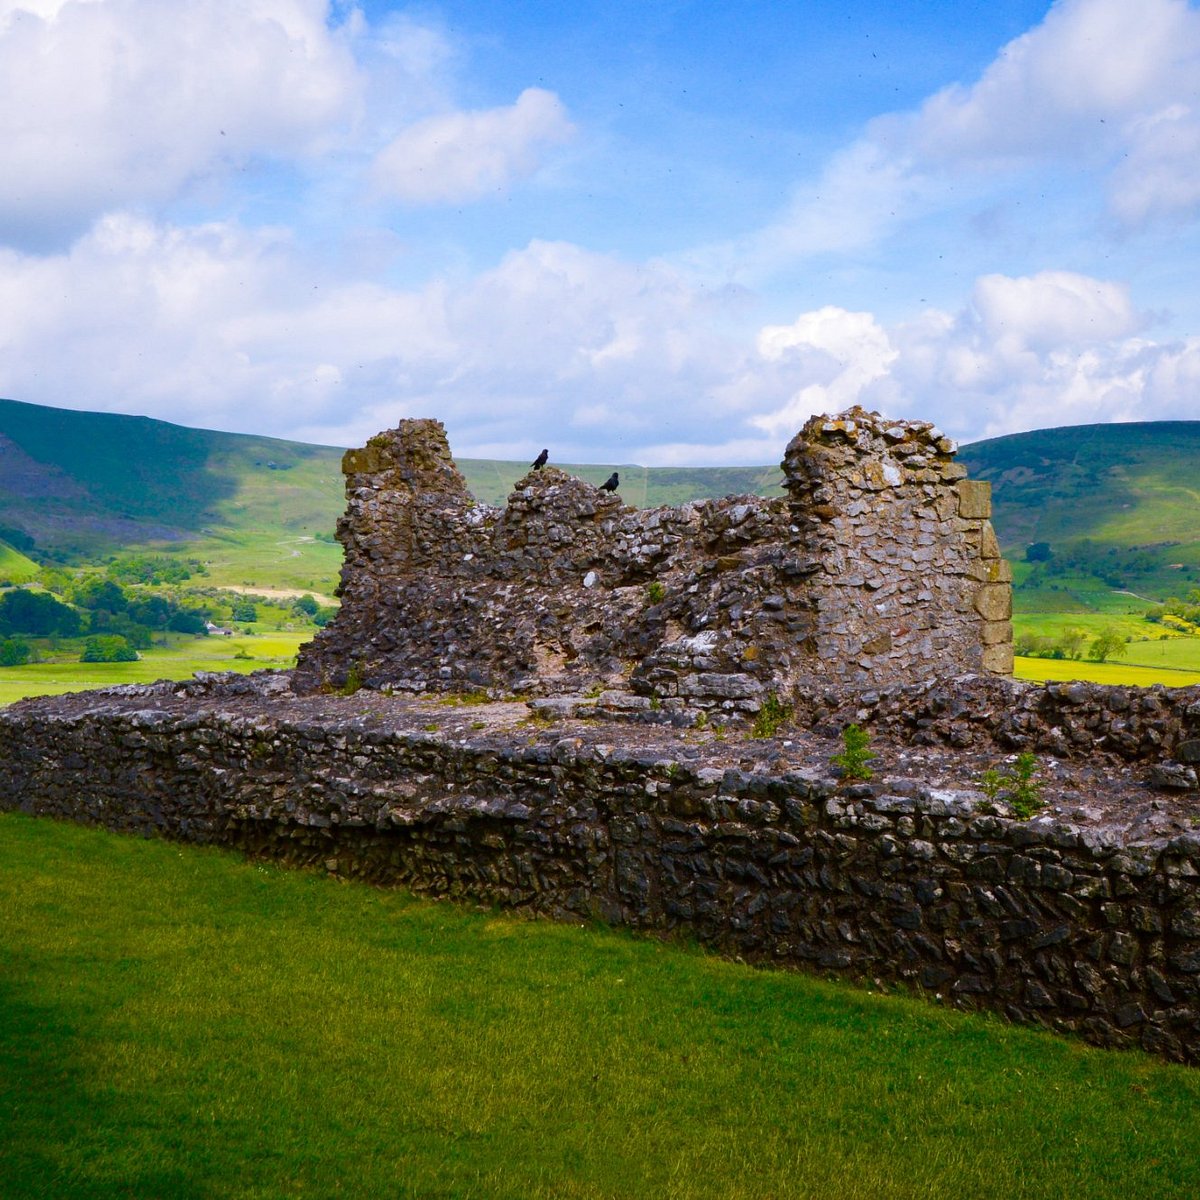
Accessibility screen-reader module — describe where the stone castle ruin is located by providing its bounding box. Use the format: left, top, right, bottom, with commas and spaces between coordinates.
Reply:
293, 407, 1013, 709
12, 406, 1200, 1065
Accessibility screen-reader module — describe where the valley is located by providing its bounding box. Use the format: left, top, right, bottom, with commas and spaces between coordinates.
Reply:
2, 397, 1199, 699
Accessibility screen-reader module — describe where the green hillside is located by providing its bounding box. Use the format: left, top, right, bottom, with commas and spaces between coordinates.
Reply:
2, 397, 1197, 603
0, 398, 783, 593
959, 421, 1200, 599
0, 540, 39, 584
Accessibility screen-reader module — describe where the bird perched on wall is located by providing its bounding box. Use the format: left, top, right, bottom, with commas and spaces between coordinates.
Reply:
531, 448, 549, 470
600, 471, 619, 492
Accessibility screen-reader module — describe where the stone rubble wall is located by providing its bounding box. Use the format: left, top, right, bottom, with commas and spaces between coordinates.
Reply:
292, 407, 1012, 706
2, 677, 1198, 1065
818, 675, 1200, 784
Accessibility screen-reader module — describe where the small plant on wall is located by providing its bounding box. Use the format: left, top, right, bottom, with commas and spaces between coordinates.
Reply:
831, 724, 874, 782
752, 693, 793, 738
979, 752, 1043, 819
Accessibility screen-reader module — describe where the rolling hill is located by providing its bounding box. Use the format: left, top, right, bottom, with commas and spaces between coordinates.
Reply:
958, 420, 1200, 599
0, 398, 783, 593
1, 397, 1197, 600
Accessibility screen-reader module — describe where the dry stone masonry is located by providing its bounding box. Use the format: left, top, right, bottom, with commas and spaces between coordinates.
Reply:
12, 407, 1200, 1065
3, 674, 1200, 1065
292, 407, 1013, 709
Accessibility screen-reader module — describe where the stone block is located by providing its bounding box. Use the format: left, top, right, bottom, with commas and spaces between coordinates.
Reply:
981, 643, 1015, 674
979, 521, 1001, 561
967, 558, 1013, 584
974, 582, 1012, 621
957, 479, 992, 519
677, 672, 763, 700
980, 619, 1012, 647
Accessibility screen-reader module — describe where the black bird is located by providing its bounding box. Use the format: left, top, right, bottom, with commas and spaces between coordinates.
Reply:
531, 448, 549, 470
600, 471, 619, 493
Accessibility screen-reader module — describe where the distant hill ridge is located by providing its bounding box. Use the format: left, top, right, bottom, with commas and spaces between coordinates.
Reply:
1, 397, 1197, 599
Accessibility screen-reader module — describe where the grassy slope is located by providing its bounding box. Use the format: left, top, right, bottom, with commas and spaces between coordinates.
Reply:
3, 812, 1199, 1200
6, 399, 1200, 683
0, 541, 39, 584
959, 420, 1200, 598
0, 398, 784, 594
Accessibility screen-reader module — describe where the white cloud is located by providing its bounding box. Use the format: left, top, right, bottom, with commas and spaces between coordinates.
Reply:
371, 87, 575, 204
752, 308, 897, 439
0, 0, 363, 245
970, 270, 1143, 350
2, 210, 1196, 465
910, 0, 1199, 163
715, 0, 1200, 278
860, 271, 1198, 439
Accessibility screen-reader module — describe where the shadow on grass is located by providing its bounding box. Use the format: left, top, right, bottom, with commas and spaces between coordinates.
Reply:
0, 971, 209, 1200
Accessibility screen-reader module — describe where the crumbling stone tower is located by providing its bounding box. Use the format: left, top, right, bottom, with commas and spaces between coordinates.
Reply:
293, 407, 1012, 708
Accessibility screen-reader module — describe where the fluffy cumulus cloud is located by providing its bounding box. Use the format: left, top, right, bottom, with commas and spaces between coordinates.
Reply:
3, 214, 1195, 463
371, 87, 575, 204
907, 0, 1200, 228
0, 217, 770, 458
729, 0, 1200, 275
880, 272, 1200, 439
752, 308, 897, 439
0, 0, 364, 246
750, 271, 1200, 446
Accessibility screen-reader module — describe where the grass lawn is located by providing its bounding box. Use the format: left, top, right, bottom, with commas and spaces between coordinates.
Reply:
2, 813, 1200, 1199
0, 631, 311, 706
185, 530, 344, 596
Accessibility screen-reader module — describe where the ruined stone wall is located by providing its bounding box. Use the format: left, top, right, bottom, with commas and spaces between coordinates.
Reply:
2, 676, 1198, 1064
293, 407, 1012, 707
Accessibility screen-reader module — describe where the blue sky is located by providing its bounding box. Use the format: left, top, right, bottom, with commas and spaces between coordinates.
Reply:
1, 0, 1198, 463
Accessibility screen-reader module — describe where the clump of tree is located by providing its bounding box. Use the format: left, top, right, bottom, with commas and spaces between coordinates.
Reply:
0, 637, 33, 666
1088, 628, 1129, 663
1018, 538, 1167, 590
80, 634, 138, 662
1144, 590, 1200, 633
106, 554, 206, 586
1014, 628, 1088, 660
293, 594, 338, 626
0, 588, 82, 637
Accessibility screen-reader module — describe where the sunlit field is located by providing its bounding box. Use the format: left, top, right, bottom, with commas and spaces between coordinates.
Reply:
3, 812, 1200, 1200
1014, 655, 1200, 687
0, 630, 310, 706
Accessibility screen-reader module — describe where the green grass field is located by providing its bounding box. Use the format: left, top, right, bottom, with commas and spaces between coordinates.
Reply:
0, 630, 311, 706
3, 812, 1199, 1199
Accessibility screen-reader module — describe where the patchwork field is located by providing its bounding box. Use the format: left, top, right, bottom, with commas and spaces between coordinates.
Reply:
3, 812, 1199, 1199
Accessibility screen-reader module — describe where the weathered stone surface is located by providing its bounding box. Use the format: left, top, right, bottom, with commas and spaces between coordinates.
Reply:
974, 583, 1013, 621
293, 407, 1012, 702
981, 620, 1013, 646
980, 521, 1001, 560
956, 479, 992, 519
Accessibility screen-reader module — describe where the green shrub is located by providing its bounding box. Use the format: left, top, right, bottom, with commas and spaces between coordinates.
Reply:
79, 635, 138, 663
979, 752, 1043, 819
0, 637, 32, 667
645, 581, 666, 605
831, 724, 874, 782
0, 587, 82, 636
752, 693, 793, 738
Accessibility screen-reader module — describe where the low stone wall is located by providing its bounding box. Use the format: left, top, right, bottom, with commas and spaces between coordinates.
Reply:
3, 674, 1199, 1064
